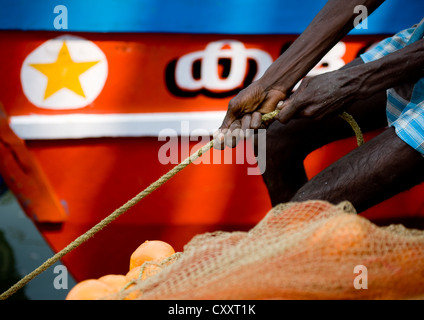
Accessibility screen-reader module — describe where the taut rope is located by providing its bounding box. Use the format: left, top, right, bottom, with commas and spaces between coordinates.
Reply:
0, 110, 362, 300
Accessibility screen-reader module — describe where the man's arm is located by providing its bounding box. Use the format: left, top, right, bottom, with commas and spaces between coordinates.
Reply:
216, 0, 385, 149
276, 38, 424, 123
290, 126, 424, 212
259, 0, 384, 99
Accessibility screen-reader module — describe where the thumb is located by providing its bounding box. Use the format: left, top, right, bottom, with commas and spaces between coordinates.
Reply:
220, 95, 245, 130
276, 98, 300, 124
257, 90, 287, 115
219, 110, 238, 130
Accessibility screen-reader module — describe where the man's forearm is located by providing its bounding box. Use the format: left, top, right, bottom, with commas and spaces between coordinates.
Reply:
353, 39, 424, 99
260, 0, 385, 92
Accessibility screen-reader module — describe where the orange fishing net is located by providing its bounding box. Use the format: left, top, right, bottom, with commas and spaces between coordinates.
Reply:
111, 200, 424, 300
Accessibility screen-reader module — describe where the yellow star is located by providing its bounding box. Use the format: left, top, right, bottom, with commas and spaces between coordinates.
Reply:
29, 41, 100, 100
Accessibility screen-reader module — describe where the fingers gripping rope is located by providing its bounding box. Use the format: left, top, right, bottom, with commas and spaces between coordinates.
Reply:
0, 110, 362, 300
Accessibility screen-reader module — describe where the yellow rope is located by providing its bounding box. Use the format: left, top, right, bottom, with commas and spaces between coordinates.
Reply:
0, 109, 363, 300
0, 139, 214, 300
339, 112, 364, 147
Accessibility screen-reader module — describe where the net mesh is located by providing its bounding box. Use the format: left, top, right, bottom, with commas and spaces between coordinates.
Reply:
109, 200, 424, 300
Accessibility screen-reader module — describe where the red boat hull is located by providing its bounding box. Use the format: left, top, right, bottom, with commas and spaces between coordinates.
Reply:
26, 132, 424, 281
1, 31, 424, 282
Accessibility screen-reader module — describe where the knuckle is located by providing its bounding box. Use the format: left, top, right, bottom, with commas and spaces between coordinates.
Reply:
302, 109, 315, 117
228, 96, 239, 110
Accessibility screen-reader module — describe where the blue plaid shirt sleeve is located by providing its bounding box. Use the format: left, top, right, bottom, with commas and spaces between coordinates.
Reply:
360, 27, 416, 63
359, 19, 424, 156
